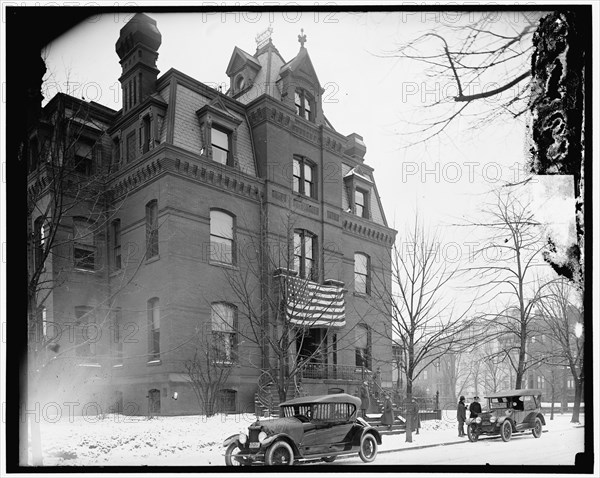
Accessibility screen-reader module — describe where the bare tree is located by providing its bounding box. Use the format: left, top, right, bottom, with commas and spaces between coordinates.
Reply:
465, 188, 555, 389
183, 330, 235, 417
388, 11, 544, 146
371, 221, 474, 442
536, 279, 584, 423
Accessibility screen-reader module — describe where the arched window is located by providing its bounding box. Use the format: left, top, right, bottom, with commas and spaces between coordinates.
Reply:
147, 298, 160, 360
210, 210, 235, 264
146, 200, 159, 259
354, 253, 370, 295
293, 230, 317, 280
211, 302, 238, 363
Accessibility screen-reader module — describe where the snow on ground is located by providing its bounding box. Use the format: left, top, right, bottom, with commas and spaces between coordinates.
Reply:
38, 410, 585, 466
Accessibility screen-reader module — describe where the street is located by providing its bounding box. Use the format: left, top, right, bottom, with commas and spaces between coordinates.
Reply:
314, 426, 584, 466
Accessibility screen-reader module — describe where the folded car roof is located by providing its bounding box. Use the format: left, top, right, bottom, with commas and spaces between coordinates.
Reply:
484, 388, 543, 399
280, 393, 361, 407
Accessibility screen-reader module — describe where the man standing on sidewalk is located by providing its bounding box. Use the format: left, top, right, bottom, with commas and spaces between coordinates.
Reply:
457, 396, 467, 437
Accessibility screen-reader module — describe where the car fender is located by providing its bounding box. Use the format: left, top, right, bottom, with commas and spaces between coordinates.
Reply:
261, 433, 301, 456
223, 434, 240, 448
465, 418, 473, 425
497, 416, 509, 425
536, 413, 546, 426
353, 425, 382, 446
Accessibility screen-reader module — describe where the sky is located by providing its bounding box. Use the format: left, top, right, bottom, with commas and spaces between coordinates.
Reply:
41, 7, 579, 306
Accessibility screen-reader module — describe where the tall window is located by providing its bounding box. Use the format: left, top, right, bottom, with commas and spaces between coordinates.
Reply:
294, 89, 313, 121
75, 306, 94, 356
141, 115, 151, 153
293, 156, 315, 198
354, 253, 370, 295
112, 137, 121, 171
147, 298, 160, 360
210, 210, 235, 264
113, 307, 123, 364
211, 127, 231, 165
211, 303, 237, 363
112, 219, 122, 270
34, 216, 46, 270
146, 200, 159, 259
293, 230, 316, 280
355, 189, 368, 218
355, 324, 371, 369
73, 217, 95, 270
126, 131, 136, 163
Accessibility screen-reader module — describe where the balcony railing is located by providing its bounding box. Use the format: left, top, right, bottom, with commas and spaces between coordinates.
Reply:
300, 364, 370, 381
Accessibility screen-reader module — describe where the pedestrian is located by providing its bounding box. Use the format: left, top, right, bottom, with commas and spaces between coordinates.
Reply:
457, 395, 467, 437
359, 381, 370, 418
381, 394, 394, 430
469, 396, 482, 418
412, 398, 420, 434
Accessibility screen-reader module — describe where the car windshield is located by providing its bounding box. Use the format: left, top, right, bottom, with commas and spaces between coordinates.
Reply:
281, 402, 356, 421
488, 397, 511, 410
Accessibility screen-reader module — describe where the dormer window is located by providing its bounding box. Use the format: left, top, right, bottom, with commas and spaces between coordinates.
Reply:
235, 75, 246, 92
295, 89, 313, 122
355, 189, 368, 218
211, 127, 231, 165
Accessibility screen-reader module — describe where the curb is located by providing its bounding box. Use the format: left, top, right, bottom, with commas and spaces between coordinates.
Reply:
377, 428, 550, 455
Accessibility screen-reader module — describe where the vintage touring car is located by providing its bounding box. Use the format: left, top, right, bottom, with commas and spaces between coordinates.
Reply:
223, 393, 382, 465
466, 388, 546, 442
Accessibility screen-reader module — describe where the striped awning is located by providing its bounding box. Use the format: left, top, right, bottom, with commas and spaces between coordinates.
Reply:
282, 275, 346, 328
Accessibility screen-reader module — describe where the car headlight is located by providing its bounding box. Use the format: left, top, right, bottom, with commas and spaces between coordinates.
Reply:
258, 431, 268, 443
475, 417, 482, 424
490, 416, 497, 423
238, 433, 247, 444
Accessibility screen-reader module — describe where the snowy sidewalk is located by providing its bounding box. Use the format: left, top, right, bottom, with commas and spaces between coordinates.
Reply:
37, 411, 584, 466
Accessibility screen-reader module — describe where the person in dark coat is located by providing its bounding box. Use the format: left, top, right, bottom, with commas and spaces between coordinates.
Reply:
359, 381, 370, 418
457, 395, 467, 437
381, 394, 394, 430
469, 396, 482, 418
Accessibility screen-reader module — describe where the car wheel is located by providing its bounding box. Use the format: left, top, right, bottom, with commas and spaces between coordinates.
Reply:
501, 420, 512, 442
224, 442, 245, 466
467, 425, 479, 442
321, 456, 337, 463
532, 417, 543, 438
358, 433, 378, 463
265, 441, 294, 466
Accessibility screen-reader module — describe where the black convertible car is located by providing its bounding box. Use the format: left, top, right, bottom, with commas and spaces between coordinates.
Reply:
223, 393, 382, 465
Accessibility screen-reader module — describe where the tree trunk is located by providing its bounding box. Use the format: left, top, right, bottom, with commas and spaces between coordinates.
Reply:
405, 379, 413, 443
571, 377, 583, 423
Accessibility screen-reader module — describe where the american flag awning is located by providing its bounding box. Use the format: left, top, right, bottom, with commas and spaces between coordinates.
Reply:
282, 275, 346, 328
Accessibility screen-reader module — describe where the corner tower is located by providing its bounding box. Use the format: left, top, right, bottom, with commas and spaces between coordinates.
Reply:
115, 13, 162, 113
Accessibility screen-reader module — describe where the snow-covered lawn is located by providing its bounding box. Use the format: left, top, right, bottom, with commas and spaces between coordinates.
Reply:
37, 410, 585, 466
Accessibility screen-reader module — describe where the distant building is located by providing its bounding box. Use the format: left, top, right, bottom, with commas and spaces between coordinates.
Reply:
26, 13, 397, 416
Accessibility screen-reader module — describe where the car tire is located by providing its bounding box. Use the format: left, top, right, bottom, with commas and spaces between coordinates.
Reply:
265, 441, 294, 466
467, 425, 479, 442
358, 433, 378, 463
501, 420, 512, 442
321, 456, 337, 463
532, 417, 543, 438
224, 442, 245, 466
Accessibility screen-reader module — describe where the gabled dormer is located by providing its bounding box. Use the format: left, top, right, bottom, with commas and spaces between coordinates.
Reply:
279, 31, 325, 125
226, 46, 262, 98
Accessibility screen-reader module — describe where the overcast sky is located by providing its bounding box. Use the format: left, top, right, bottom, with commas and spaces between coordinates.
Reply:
42, 8, 577, 309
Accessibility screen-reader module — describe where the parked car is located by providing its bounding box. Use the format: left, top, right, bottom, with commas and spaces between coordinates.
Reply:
466, 388, 546, 442
223, 393, 382, 465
